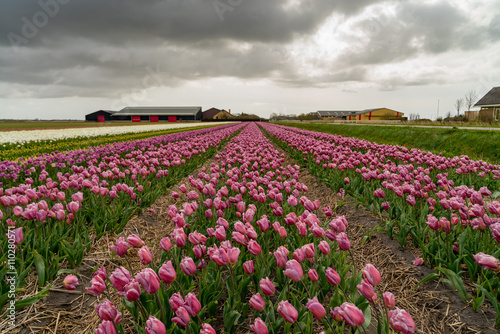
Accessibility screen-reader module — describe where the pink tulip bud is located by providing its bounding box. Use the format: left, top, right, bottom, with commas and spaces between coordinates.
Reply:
336, 232, 351, 250
260, 277, 275, 296
138, 246, 154, 265
109, 267, 131, 292
71, 192, 84, 202
109, 237, 128, 257
63, 274, 79, 290
145, 315, 166, 334
243, 260, 254, 274
159, 261, 177, 284
200, 323, 216, 334
383, 292, 396, 309
335, 302, 365, 327
357, 280, 375, 301
302, 243, 315, 258
180, 257, 197, 276
118, 279, 141, 301
362, 264, 381, 286
136, 268, 160, 295
250, 293, 265, 311
305, 296, 326, 320
318, 241, 331, 255
473, 252, 500, 271
159, 237, 172, 252
127, 234, 145, 248
388, 308, 415, 334
95, 320, 116, 334
184, 292, 202, 316
86, 275, 106, 296
277, 300, 298, 323
412, 258, 424, 266
283, 259, 303, 282
247, 240, 262, 256
66, 201, 80, 214
308, 269, 319, 282
95, 299, 122, 324
326, 267, 341, 286
172, 306, 190, 328
251, 318, 268, 334
228, 247, 241, 265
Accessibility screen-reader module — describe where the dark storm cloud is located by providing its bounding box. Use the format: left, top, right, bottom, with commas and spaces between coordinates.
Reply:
0, 0, 497, 99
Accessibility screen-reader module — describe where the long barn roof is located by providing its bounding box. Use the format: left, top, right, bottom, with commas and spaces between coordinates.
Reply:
114, 107, 202, 116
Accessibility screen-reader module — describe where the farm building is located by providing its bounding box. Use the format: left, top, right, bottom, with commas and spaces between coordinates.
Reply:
202, 108, 236, 121
317, 108, 404, 121
85, 107, 202, 122
468, 86, 500, 121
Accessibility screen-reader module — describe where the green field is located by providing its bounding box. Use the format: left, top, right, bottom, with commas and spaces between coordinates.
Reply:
277, 122, 500, 164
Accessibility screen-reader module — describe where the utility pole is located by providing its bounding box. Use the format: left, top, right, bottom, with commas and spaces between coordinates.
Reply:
436, 99, 440, 120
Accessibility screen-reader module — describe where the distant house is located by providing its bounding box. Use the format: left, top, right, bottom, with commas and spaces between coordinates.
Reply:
317, 108, 404, 121
469, 87, 500, 121
202, 108, 235, 121
85, 107, 202, 122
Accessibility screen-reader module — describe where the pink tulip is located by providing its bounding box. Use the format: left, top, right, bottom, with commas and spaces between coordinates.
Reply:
95, 320, 116, 334
95, 299, 122, 324
283, 259, 303, 282
228, 247, 241, 265
118, 280, 141, 301
357, 280, 375, 300
179, 184, 187, 193
247, 240, 262, 255
362, 264, 381, 286
249, 293, 265, 311
6, 227, 23, 245
334, 302, 365, 327
184, 292, 202, 316
180, 257, 197, 275
277, 300, 298, 323
336, 232, 351, 250
318, 241, 331, 255
388, 308, 415, 334
326, 267, 341, 286
138, 246, 154, 265
412, 258, 424, 266
109, 237, 128, 257
383, 292, 396, 309
302, 243, 315, 258
308, 269, 319, 282
86, 275, 106, 296
159, 237, 172, 252
200, 323, 216, 334
159, 261, 176, 284
473, 252, 500, 271
145, 315, 166, 334
305, 296, 326, 320
169, 292, 185, 312
251, 318, 268, 334
136, 268, 160, 295
63, 274, 79, 290
260, 277, 275, 296
127, 234, 145, 248
215, 226, 226, 241
243, 260, 254, 274
172, 306, 191, 328
66, 201, 80, 214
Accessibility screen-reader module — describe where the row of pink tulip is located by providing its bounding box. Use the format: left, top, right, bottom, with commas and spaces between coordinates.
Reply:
83, 123, 415, 334
261, 122, 500, 328
0, 124, 245, 314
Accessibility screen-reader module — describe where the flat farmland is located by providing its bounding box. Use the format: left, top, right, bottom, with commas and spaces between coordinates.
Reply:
1, 122, 499, 334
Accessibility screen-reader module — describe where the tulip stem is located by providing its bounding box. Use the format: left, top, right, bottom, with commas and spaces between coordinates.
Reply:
135, 299, 149, 324
156, 291, 166, 324
174, 280, 186, 298
295, 321, 306, 334
227, 265, 236, 308
124, 254, 133, 272
300, 279, 312, 299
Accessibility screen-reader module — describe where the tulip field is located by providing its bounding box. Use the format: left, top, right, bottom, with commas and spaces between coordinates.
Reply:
1, 122, 500, 333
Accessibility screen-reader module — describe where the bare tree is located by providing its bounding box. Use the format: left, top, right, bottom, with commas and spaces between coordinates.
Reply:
454, 98, 464, 116
464, 90, 478, 112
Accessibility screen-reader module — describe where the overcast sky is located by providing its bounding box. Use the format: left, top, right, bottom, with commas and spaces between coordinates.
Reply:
1, 0, 499, 120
